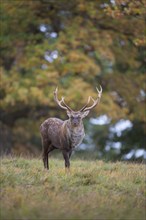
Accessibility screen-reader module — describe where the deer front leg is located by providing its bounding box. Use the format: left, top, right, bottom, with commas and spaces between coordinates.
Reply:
62, 150, 70, 173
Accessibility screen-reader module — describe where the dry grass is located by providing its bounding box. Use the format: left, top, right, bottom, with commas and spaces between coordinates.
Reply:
0, 156, 145, 220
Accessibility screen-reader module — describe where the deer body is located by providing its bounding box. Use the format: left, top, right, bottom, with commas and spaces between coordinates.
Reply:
40, 86, 102, 171
40, 117, 85, 151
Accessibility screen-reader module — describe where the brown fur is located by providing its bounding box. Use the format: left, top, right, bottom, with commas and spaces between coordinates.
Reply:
40, 86, 102, 171
40, 112, 88, 170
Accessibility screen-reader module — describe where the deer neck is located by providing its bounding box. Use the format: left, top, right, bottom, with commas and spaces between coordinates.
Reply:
62, 120, 84, 148
66, 120, 83, 133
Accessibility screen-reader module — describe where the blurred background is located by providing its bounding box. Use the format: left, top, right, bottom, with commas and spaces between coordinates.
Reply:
0, 0, 145, 161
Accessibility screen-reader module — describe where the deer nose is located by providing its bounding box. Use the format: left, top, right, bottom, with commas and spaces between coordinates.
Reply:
72, 118, 79, 126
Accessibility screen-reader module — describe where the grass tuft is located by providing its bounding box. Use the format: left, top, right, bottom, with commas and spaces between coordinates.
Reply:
0, 156, 145, 220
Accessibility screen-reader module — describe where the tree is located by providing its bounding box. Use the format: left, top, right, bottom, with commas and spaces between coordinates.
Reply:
0, 0, 145, 159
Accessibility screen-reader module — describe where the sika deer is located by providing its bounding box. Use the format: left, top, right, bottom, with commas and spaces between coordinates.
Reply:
40, 86, 102, 172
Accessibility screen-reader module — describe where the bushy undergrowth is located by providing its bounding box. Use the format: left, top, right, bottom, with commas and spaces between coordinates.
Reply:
0, 156, 145, 220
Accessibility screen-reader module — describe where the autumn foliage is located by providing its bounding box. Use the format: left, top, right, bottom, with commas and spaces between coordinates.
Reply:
0, 0, 145, 159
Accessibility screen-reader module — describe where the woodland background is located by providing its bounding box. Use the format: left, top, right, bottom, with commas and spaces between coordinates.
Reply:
0, 0, 145, 161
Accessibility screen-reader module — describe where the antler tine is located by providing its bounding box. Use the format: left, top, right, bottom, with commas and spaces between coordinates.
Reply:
82, 85, 102, 112
61, 96, 73, 112
54, 87, 73, 111
96, 85, 102, 98
79, 96, 91, 112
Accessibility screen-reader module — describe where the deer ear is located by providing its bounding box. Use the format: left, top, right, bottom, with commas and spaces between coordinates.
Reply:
81, 110, 90, 118
67, 110, 71, 117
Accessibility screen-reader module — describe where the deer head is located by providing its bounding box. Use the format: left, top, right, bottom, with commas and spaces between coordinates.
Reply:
54, 86, 102, 127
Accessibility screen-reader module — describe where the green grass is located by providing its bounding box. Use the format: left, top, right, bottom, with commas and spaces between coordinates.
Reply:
0, 156, 145, 220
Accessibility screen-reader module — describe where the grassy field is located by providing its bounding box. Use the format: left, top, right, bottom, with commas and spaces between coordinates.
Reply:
0, 156, 145, 220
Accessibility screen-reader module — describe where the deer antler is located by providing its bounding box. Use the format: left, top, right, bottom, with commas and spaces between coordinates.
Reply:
54, 87, 73, 111
79, 96, 91, 112
80, 85, 102, 112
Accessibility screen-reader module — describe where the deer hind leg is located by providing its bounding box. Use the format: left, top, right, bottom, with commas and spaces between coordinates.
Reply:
69, 149, 72, 159
43, 152, 48, 169
62, 150, 70, 173
42, 140, 55, 170
42, 144, 49, 170
47, 145, 55, 170
42, 139, 50, 170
